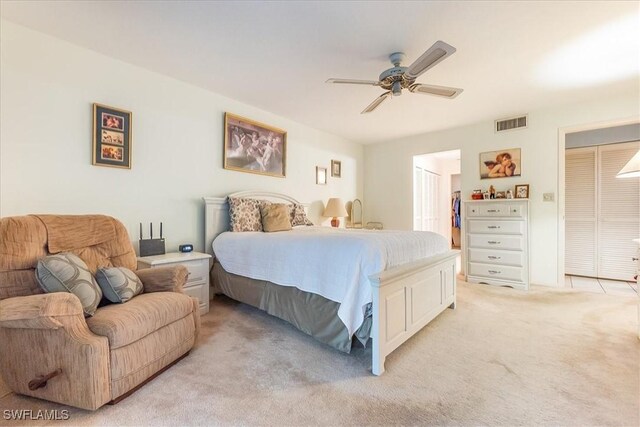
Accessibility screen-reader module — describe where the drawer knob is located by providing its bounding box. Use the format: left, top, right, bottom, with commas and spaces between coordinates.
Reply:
488, 270, 501, 274
633, 257, 639, 261
487, 225, 501, 229
487, 241, 501, 244
487, 255, 501, 260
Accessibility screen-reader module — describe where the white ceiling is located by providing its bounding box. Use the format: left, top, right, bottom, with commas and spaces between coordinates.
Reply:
1, 1, 638, 144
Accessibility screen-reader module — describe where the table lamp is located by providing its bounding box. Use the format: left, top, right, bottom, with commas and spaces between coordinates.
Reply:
324, 198, 348, 228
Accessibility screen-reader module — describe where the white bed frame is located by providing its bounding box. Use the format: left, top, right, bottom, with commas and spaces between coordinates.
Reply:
203, 191, 458, 375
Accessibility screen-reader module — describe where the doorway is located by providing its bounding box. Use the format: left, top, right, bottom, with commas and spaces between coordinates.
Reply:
412, 149, 461, 249
563, 124, 639, 296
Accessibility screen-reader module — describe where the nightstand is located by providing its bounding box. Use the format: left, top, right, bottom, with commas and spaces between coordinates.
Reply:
137, 252, 212, 315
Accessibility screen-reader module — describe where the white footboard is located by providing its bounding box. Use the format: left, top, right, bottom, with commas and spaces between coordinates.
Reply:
369, 250, 458, 375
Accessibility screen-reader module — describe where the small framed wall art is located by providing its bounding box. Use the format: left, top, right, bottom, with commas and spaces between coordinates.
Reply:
515, 184, 529, 199
316, 166, 327, 185
331, 160, 342, 178
92, 103, 132, 169
224, 112, 286, 178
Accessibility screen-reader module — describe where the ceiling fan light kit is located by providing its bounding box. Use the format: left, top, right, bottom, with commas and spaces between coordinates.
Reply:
326, 40, 463, 113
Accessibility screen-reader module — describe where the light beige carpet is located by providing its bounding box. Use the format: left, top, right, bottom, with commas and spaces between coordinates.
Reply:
1, 281, 638, 426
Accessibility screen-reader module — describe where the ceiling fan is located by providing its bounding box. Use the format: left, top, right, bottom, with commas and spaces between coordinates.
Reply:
326, 40, 463, 114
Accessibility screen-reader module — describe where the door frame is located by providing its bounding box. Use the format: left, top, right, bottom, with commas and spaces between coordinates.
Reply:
557, 116, 639, 287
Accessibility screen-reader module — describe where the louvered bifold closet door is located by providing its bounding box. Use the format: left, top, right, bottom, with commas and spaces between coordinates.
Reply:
565, 147, 597, 276
598, 142, 640, 281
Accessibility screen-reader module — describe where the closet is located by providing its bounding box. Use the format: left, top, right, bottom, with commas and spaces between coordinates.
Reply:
451, 191, 461, 248
565, 141, 640, 281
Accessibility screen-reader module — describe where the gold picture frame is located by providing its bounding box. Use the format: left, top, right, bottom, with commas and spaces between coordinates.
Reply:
92, 103, 132, 169
224, 112, 286, 178
331, 160, 342, 178
515, 184, 529, 199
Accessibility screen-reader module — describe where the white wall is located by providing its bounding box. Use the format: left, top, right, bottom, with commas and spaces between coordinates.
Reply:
451, 174, 461, 192
364, 95, 639, 286
0, 21, 363, 252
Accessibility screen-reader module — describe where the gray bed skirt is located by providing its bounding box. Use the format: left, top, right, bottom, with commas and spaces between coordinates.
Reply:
211, 262, 372, 353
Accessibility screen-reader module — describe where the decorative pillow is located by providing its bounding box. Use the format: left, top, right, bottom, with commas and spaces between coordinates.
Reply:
35, 253, 102, 316
260, 203, 292, 232
95, 267, 143, 303
290, 203, 314, 227
228, 197, 263, 232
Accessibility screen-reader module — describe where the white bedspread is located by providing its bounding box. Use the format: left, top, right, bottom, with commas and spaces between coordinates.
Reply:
212, 227, 449, 336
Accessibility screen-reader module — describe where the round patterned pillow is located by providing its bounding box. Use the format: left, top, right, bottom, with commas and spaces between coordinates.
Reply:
35, 252, 103, 316
95, 267, 144, 303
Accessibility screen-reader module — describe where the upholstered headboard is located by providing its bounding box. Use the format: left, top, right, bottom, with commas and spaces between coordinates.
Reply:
203, 191, 309, 256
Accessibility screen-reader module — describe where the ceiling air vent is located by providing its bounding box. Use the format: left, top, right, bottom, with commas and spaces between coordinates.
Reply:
495, 115, 528, 132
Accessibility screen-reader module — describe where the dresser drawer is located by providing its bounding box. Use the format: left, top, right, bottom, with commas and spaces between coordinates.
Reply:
467, 234, 524, 251
468, 262, 524, 282
183, 283, 209, 314
183, 282, 208, 301
509, 204, 524, 217
467, 220, 523, 235
467, 203, 508, 217
468, 248, 524, 267
180, 260, 209, 286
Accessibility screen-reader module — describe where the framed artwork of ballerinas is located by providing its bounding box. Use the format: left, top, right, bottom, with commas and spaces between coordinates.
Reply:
224, 113, 287, 178
479, 148, 521, 179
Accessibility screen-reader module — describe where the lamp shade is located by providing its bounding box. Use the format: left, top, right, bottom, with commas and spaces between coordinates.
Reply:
617, 150, 640, 178
323, 198, 348, 217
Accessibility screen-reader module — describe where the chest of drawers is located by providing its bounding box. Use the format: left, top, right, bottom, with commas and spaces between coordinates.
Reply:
463, 200, 529, 290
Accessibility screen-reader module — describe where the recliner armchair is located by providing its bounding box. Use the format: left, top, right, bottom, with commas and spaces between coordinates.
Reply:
0, 215, 200, 410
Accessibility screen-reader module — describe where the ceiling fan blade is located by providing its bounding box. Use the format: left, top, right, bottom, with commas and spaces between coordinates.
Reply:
409, 83, 463, 99
404, 41, 457, 80
326, 78, 381, 86
361, 92, 391, 114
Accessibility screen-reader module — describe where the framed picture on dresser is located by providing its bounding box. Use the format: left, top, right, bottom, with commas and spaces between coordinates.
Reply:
92, 103, 132, 169
515, 184, 529, 199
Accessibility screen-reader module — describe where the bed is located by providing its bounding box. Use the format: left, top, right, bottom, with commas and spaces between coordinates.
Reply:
204, 191, 459, 375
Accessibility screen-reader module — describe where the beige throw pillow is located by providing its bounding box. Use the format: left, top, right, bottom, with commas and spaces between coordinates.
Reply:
261, 203, 292, 232
261, 200, 314, 227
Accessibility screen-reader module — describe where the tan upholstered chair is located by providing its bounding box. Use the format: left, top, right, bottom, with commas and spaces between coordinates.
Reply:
0, 215, 200, 410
